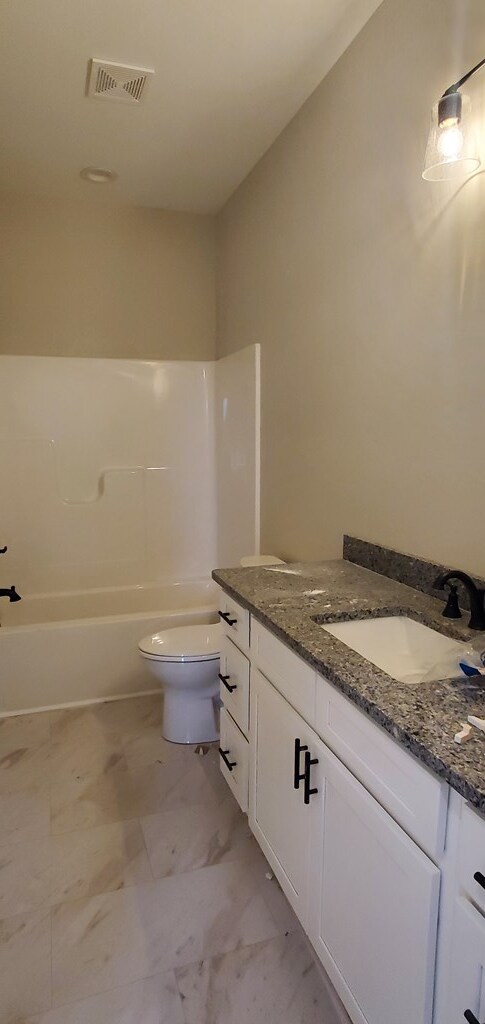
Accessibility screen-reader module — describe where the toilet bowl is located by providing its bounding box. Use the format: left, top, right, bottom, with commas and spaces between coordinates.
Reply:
138, 623, 221, 744
138, 555, 285, 744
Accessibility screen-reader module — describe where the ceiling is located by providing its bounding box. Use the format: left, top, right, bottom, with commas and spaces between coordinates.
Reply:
0, 0, 382, 213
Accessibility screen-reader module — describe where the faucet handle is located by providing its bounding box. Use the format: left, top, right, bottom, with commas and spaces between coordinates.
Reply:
0, 546, 7, 555
443, 584, 462, 619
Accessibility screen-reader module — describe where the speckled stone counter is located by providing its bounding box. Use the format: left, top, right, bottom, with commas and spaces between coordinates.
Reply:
212, 560, 485, 811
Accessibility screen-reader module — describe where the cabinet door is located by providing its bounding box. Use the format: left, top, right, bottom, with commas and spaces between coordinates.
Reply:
219, 636, 250, 737
219, 708, 249, 813
441, 898, 485, 1024
310, 746, 440, 1024
249, 667, 322, 923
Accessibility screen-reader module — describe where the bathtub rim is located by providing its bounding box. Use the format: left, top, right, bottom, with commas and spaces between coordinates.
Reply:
0, 600, 219, 633
2, 574, 216, 604
0, 575, 219, 630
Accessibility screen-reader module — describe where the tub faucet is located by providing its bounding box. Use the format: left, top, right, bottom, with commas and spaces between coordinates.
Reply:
433, 570, 485, 631
0, 585, 21, 603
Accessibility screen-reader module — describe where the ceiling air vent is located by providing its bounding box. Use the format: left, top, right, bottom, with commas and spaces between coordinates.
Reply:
87, 59, 154, 105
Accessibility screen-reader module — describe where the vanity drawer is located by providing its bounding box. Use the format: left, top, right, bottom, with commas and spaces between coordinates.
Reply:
217, 591, 250, 653
458, 803, 485, 912
250, 619, 316, 723
219, 708, 249, 813
315, 678, 448, 860
219, 636, 250, 737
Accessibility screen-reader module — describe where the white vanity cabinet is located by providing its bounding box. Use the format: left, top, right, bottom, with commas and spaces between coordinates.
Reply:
219, 635, 250, 737
215, 583, 485, 1024
217, 594, 251, 812
457, 803, 485, 916
251, 666, 439, 1024
436, 800, 485, 1024
217, 593, 250, 653
250, 666, 322, 922
440, 898, 485, 1024
219, 707, 249, 813
310, 744, 440, 1024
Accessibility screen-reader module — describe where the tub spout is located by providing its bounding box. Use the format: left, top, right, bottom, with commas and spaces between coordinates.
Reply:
0, 586, 21, 602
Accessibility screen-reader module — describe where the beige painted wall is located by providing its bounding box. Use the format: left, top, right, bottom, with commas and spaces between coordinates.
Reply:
217, 0, 485, 576
0, 198, 216, 359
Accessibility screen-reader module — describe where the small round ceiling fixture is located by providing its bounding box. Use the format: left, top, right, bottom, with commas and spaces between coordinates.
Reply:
80, 167, 117, 184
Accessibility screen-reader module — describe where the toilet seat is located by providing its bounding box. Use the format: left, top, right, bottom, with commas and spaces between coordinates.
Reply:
138, 623, 220, 663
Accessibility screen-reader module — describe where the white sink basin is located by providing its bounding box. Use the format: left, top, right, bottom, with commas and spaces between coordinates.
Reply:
322, 616, 466, 684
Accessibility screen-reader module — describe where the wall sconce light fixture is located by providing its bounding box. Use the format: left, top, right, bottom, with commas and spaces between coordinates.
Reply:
423, 57, 485, 181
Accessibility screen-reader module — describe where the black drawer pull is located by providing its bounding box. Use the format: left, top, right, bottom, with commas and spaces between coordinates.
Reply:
294, 738, 308, 789
473, 871, 485, 891
464, 1011, 481, 1024
0, 546, 7, 555
218, 673, 237, 694
218, 610, 238, 627
304, 750, 319, 805
219, 747, 237, 772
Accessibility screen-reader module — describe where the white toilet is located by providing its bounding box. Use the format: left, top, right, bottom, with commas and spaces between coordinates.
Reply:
138, 555, 285, 744
138, 623, 221, 744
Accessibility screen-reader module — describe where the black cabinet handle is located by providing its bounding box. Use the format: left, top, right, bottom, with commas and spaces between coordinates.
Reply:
0, 546, 6, 555
218, 610, 238, 626
219, 747, 237, 772
474, 871, 485, 891
464, 1011, 481, 1024
294, 738, 308, 789
218, 673, 237, 694
303, 750, 319, 804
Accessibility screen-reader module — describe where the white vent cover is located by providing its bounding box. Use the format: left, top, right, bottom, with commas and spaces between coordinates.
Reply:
87, 59, 154, 104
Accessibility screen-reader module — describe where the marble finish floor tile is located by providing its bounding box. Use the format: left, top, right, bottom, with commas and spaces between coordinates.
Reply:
0, 699, 346, 1024
50, 754, 224, 835
0, 820, 153, 919
51, 852, 288, 1007
49, 707, 127, 782
141, 792, 256, 878
0, 910, 51, 1023
26, 972, 184, 1024
0, 713, 51, 803
120, 726, 173, 771
0, 741, 51, 795
49, 818, 153, 905
175, 930, 351, 1024
0, 712, 50, 757
0, 840, 51, 920
91, 695, 162, 738
0, 786, 50, 847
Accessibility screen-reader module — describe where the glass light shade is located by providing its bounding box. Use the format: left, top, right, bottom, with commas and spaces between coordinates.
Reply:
422, 92, 480, 181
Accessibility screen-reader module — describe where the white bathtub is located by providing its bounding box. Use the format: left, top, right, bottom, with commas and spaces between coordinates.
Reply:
0, 579, 219, 715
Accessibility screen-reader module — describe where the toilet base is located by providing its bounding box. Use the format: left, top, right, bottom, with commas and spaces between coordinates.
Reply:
162, 691, 219, 744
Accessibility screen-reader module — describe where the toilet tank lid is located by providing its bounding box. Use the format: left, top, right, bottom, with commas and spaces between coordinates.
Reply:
139, 622, 221, 660
240, 555, 285, 567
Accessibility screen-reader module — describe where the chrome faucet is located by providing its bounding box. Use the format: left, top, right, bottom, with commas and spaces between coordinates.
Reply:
0, 586, 21, 603
433, 570, 485, 631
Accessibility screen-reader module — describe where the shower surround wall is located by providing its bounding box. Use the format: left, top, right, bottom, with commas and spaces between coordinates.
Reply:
0, 356, 217, 595
0, 348, 260, 713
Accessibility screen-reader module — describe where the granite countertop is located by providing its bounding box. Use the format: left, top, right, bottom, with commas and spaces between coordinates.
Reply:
212, 559, 485, 811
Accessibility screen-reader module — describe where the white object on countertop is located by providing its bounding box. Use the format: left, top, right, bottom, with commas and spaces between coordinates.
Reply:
454, 723, 473, 744
468, 715, 485, 733
239, 555, 285, 567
